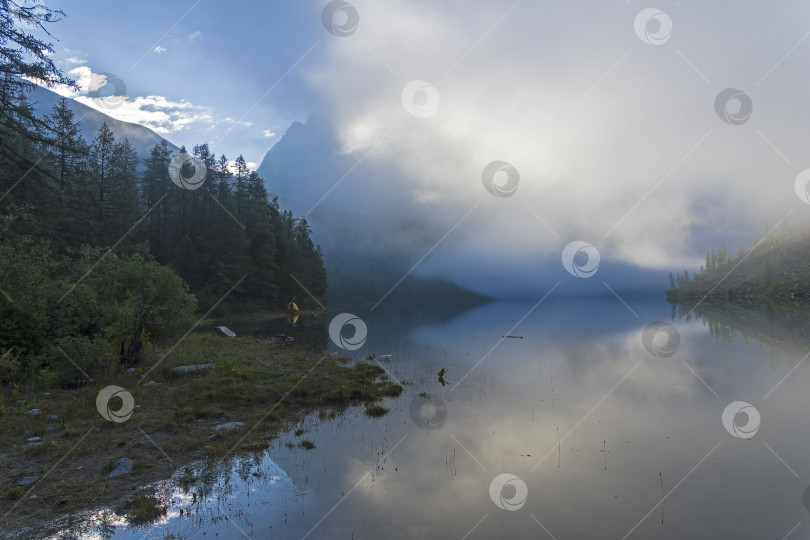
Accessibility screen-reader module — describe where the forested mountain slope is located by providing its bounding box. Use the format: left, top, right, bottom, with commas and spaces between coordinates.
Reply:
667, 220, 810, 301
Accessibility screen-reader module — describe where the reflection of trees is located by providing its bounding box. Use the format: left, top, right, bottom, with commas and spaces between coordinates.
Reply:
670, 299, 810, 367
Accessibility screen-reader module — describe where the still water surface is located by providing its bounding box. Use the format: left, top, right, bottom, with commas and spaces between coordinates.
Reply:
48, 297, 810, 538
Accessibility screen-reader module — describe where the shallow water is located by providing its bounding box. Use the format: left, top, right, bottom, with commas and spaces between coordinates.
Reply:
44, 297, 810, 539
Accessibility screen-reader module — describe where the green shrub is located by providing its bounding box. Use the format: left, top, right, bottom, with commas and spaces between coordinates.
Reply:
0, 217, 198, 384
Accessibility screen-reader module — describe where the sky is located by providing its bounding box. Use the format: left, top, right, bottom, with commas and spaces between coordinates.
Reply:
38, 0, 327, 168
29, 0, 810, 296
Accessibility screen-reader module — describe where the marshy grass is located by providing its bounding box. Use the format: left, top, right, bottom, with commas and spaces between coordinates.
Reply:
125, 492, 167, 525
365, 404, 389, 418
299, 439, 316, 450
0, 333, 403, 532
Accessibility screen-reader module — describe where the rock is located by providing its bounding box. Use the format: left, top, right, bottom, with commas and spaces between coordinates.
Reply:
108, 458, 133, 478
17, 476, 38, 486
214, 421, 245, 431
46, 414, 59, 420
144, 381, 159, 386
126, 367, 136, 373
215, 325, 236, 337
26, 437, 42, 443
46, 426, 58, 433
26, 408, 41, 416
172, 364, 215, 373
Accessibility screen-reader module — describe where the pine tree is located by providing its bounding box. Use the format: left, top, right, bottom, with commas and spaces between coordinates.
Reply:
0, 1, 74, 163
142, 140, 172, 259
234, 154, 248, 222
47, 98, 92, 242
90, 122, 115, 243
109, 138, 141, 245
47, 98, 87, 190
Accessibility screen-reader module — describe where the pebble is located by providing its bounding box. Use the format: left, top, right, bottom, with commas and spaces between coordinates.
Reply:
172, 364, 215, 373
17, 476, 38, 486
214, 421, 245, 431
26, 437, 42, 443
26, 409, 41, 416
108, 458, 133, 478
46, 414, 59, 420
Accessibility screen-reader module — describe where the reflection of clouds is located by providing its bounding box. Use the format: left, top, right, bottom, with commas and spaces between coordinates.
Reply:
43, 508, 128, 540
338, 300, 810, 537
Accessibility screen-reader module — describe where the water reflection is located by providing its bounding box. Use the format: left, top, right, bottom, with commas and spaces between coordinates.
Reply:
42, 297, 810, 538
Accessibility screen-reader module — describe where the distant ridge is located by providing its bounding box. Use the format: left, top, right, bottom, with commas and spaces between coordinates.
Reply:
26, 82, 180, 159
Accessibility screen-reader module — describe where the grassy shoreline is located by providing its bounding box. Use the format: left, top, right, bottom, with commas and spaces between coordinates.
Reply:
0, 333, 401, 534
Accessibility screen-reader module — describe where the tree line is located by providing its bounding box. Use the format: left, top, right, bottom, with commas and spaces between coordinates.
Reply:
0, 1, 326, 382
666, 218, 810, 301
1, 90, 327, 309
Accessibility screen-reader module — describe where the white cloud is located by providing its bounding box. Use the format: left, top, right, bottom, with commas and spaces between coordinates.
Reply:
62, 56, 86, 66
221, 117, 252, 127
31, 66, 225, 135
188, 31, 202, 41
153, 46, 166, 53
307, 0, 810, 284
223, 159, 258, 173
263, 129, 276, 138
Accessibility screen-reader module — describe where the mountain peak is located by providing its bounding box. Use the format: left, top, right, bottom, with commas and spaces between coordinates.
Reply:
27, 83, 179, 160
